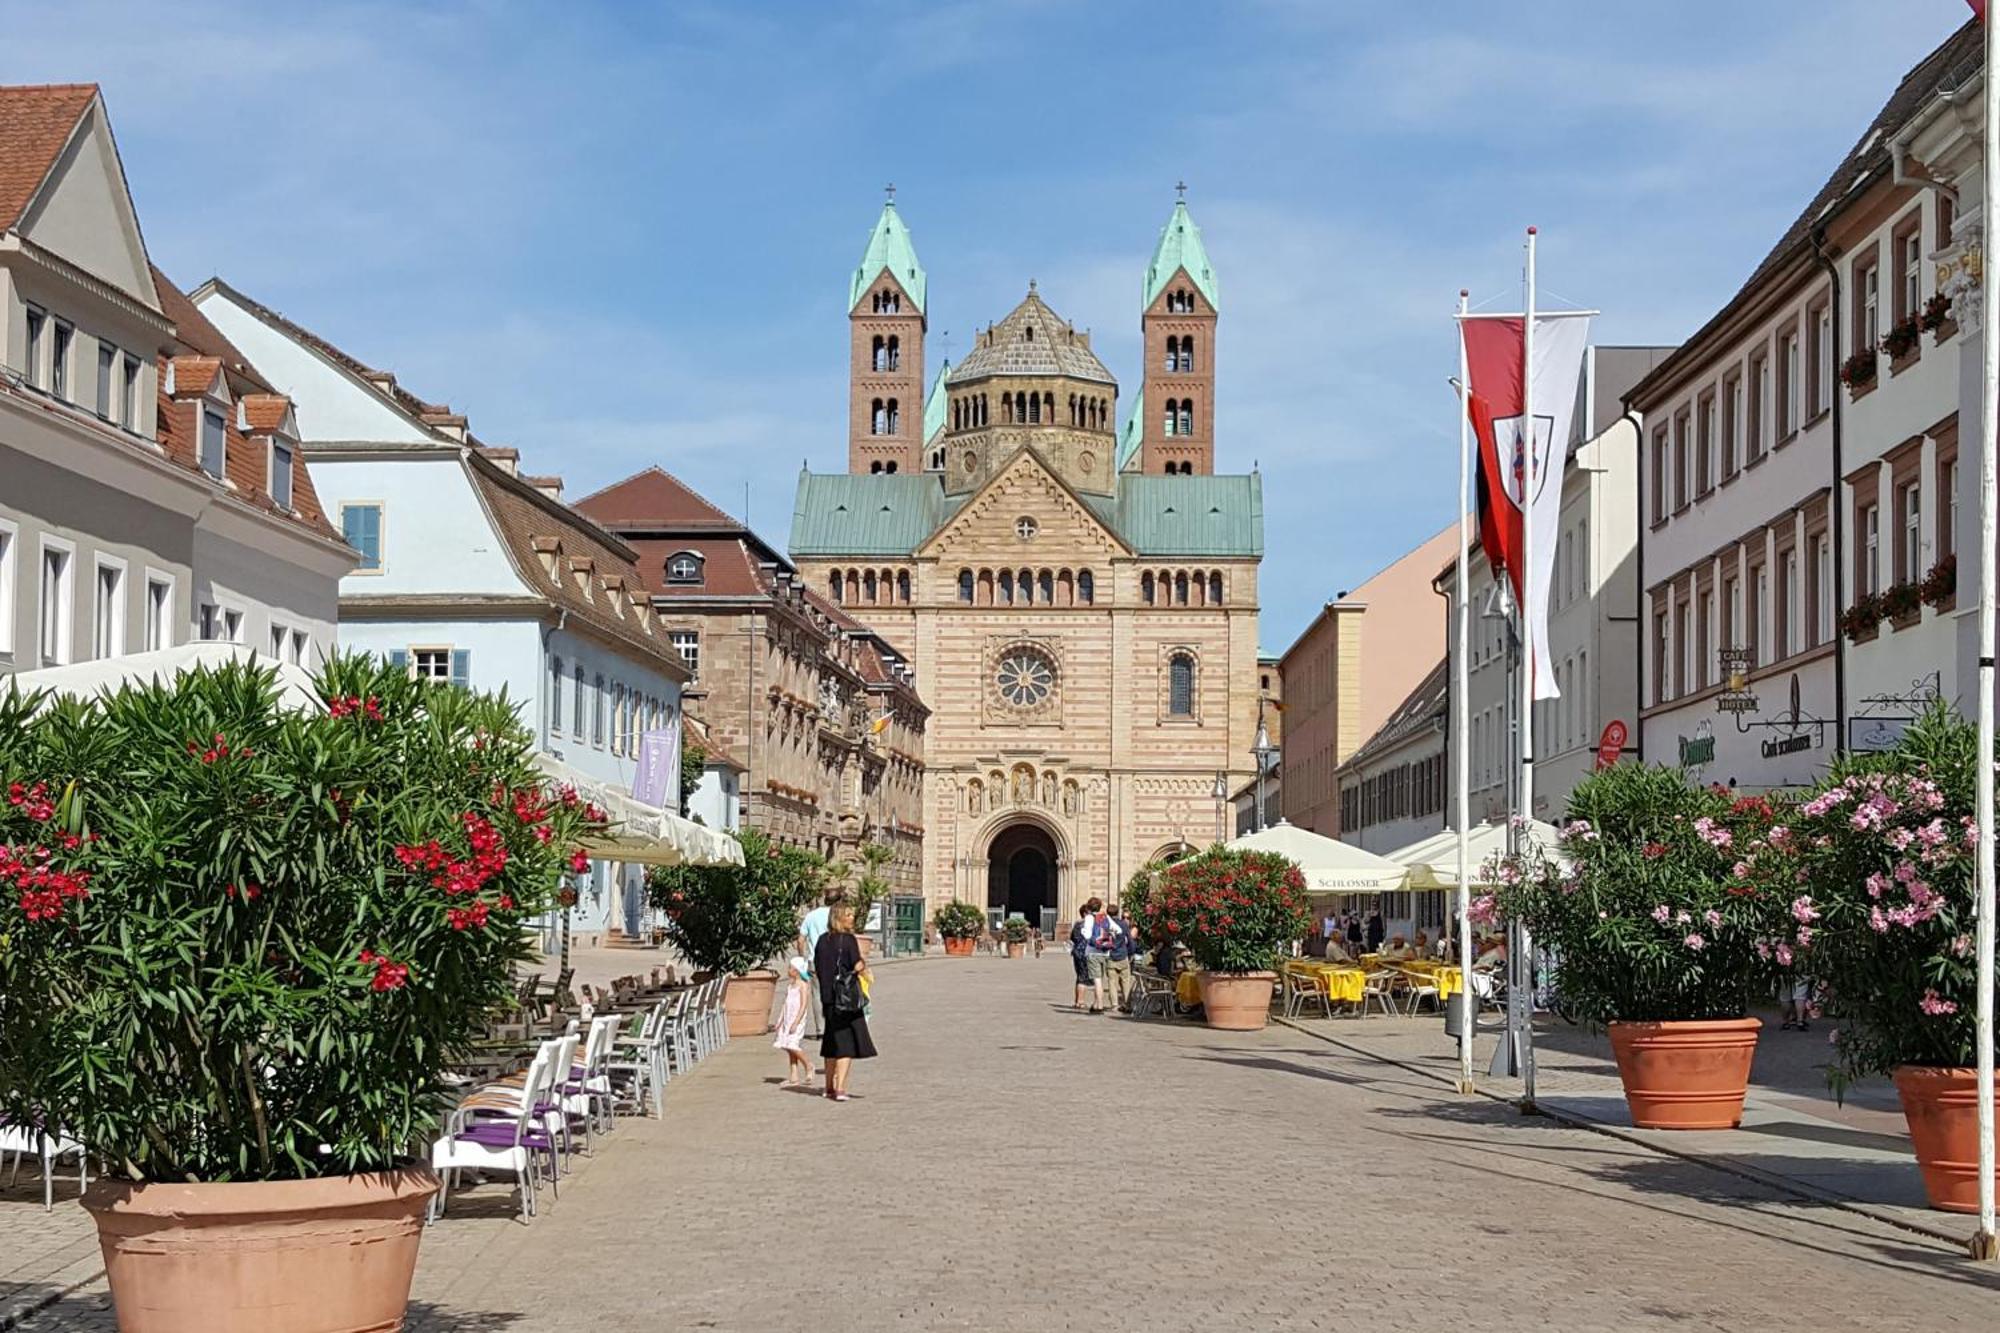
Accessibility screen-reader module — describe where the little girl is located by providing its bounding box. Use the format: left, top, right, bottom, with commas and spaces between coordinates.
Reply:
773, 956, 813, 1087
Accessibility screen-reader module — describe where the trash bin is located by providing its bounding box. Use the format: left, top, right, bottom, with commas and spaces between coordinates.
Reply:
1443, 986, 1477, 1039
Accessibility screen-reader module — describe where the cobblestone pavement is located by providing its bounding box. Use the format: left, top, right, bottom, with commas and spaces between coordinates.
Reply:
12, 955, 2000, 1331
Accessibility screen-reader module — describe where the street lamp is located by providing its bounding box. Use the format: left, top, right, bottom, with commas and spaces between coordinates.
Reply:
1252, 705, 1278, 833
1211, 771, 1227, 844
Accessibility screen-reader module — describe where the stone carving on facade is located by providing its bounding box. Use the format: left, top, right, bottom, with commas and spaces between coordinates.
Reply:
1938, 220, 1983, 328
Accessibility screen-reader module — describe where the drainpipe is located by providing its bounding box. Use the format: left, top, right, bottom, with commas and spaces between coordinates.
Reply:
1809, 226, 1848, 757
1624, 401, 1646, 763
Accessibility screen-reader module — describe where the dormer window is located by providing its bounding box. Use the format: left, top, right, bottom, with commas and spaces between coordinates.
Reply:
270, 439, 294, 509
667, 552, 703, 585
200, 408, 227, 479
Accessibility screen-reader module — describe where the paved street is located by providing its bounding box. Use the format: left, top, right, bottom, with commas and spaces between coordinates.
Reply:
11, 954, 2000, 1331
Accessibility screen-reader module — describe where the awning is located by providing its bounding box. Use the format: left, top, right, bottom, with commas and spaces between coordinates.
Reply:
7, 643, 324, 715
1387, 819, 1571, 889
1225, 820, 1408, 894
533, 753, 742, 868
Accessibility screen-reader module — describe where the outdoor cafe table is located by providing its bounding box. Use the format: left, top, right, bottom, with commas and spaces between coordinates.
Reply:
1281, 960, 1365, 1005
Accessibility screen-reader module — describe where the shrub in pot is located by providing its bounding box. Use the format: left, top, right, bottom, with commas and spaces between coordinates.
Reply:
1135, 847, 1308, 1030
1002, 913, 1031, 956
1761, 706, 1996, 1212
1488, 765, 1789, 1128
933, 900, 985, 955
647, 829, 822, 1036
0, 657, 606, 1332
852, 841, 894, 955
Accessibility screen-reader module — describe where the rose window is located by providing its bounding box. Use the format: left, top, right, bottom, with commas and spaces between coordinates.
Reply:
994, 648, 1056, 709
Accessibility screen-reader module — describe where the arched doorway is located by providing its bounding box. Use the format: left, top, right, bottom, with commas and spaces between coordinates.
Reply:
987, 822, 1059, 930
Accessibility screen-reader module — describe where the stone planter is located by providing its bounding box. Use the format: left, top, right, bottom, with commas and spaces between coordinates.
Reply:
1893, 1065, 2000, 1213
1004, 941, 1025, 958
1606, 1018, 1761, 1129
722, 968, 780, 1037
1198, 971, 1277, 1031
942, 936, 976, 957
83, 1167, 438, 1333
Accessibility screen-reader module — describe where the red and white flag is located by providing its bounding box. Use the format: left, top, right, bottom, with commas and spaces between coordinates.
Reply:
1460, 313, 1591, 700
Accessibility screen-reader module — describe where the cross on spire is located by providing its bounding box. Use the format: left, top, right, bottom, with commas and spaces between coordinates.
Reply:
1176, 180, 1187, 201
885, 182, 896, 205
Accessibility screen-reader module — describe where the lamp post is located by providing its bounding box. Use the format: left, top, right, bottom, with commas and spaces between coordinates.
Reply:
1252, 704, 1278, 833
1211, 771, 1227, 844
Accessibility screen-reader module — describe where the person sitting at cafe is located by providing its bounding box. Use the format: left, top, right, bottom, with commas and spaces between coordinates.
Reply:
1412, 930, 1430, 957
1474, 935, 1508, 970
1379, 934, 1416, 961
1324, 935, 1355, 963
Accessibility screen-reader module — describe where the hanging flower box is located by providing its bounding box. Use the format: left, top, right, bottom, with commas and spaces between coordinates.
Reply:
1919, 553, 1956, 609
1880, 581, 1923, 622
1840, 592, 1884, 642
1919, 292, 1952, 335
1839, 349, 1879, 389
1879, 316, 1922, 362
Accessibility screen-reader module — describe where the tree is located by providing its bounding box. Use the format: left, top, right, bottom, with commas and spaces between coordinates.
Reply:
647, 829, 824, 976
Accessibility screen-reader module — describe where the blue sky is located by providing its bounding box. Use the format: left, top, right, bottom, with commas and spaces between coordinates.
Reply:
4, 0, 1971, 651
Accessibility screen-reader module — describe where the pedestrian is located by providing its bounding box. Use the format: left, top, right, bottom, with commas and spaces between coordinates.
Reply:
797, 888, 845, 1037
1083, 897, 1122, 1014
1069, 904, 1093, 1010
1106, 901, 1137, 1013
814, 904, 875, 1102
1345, 913, 1364, 954
773, 956, 813, 1088
1318, 908, 1339, 958
1365, 909, 1386, 952
1778, 977, 1812, 1032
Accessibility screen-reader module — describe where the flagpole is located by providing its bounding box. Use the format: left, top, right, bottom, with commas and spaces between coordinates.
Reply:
1517, 226, 1539, 1110
1456, 290, 1477, 1094
1973, 0, 1998, 1260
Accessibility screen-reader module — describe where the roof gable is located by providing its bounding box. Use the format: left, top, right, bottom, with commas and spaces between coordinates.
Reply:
1143, 199, 1220, 313
5, 87, 158, 310
574, 466, 745, 530
917, 446, 1131, 561
849, 201, 927, 315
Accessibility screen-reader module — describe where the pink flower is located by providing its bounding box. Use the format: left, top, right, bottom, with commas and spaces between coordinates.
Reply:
1683, 933, 1706, 951
1704, 909, 1723, 930
1952, 934, 1973, 958
1790, 895, 1818, 925
1651, 904, 1672, 924
1794, 926, 1814, 947
1919, 989, 1958, 1017
1774, 943, 1794, 966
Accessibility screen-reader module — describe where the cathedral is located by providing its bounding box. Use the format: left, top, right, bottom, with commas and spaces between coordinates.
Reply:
789, 192, 1263, 929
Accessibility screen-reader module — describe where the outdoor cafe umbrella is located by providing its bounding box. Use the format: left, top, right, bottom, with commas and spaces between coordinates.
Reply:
1225, 820, 1409, 894
1388, 819, 1571, 890
6, 641, 324, 714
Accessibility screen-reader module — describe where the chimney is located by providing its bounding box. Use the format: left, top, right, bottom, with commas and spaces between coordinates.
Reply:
524, 474, 565, 502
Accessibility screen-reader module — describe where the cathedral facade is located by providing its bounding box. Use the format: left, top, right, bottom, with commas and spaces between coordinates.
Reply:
789, 195, 1263, 929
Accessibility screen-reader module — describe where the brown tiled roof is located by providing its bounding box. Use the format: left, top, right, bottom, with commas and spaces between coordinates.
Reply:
0, 84, 95, 229
683, 715, 746, 771
1630, 18, 1981, 405
239, 394, 291, 434
153, 265, 275, 392
462, 448, 687, 673
166, 356, 222, 397
623, 535, 771, 598
574, 466, 743, 529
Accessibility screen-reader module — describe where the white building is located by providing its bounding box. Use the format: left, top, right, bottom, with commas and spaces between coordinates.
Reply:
1632, 23, 1981, 791
1450, 345, 1656, 820
1334, 658, 1447, 939
191, 279, 693, 946
0, 85, 352, 678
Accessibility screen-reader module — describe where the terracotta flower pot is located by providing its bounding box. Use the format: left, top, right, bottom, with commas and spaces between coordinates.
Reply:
1005, 941, 1025, 958
1198, 971, 1278, 1031
723, 968, 780, 1037
1893, 1065, 2000, 1213
943, 936, 976, 956
83, 1167, 438, 1333
1606, 1017, 1761, 1129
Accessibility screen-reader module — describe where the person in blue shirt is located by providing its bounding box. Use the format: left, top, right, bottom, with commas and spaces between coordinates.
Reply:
1106, 902, 1138, 1013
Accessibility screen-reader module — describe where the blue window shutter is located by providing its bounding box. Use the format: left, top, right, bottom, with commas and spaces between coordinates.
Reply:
450, 649, 471, 689
388, 648, 408, 673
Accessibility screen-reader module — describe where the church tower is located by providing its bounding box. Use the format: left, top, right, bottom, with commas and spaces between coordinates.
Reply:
1134, 189, 1219, 476
848, 191, 928, 475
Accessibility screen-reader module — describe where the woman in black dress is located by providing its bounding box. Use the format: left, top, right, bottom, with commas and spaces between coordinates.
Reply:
813, 904, 876, 1101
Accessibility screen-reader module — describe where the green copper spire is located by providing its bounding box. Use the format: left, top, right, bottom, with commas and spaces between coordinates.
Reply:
1117, 387, 1144, 471
1142, 194, 1219, 313
849, 192, 927, 315
923, 358, 951, 444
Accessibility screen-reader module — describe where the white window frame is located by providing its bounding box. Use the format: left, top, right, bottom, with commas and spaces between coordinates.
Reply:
269, 439, 295, 510
96, 341, 116, 419
1902, 230, 1922, 321
290, 629, 310, 667
1863, 504, 1880, 597
199, 406, 227, 480
50, 319, 73, 402
0, 517, 16, 658
92, 554, 127, 661
1814, 306, 1833, 416
121, 354, 142, 431
411, 646, 454, 681
38, 535, 76, 668
24, 305, 47, 390
1783, 330, 1801, 436
270, 621, 290, 660
670, 629, 700, 682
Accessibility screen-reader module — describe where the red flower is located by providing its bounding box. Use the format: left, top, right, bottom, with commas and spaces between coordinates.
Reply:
568, 847, 591, 874
1643, 842, 1669, 859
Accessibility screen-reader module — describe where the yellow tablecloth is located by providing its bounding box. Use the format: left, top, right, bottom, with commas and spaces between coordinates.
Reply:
1283, 961, 1365, 1005
1398, 960, 1462, 1001
1176, 971, 1202, 1007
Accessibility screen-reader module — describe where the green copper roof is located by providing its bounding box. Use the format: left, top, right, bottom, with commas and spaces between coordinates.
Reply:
1117, 387, 1144, 471
1088, 474, 1262, 557
790, 472, 959, 557
849, 202, 927, 315
923, 359, 950, 444
1142, 200, 1219, 313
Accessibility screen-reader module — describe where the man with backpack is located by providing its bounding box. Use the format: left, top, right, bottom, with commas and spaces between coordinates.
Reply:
1105, 901, 1138, 1013
1082, 897, 1122, 1014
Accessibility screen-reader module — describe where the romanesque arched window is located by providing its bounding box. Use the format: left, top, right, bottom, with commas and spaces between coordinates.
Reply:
1169, 653, 1195, 716
1163, 399, 1180, 436
1209, 571, 1224, 605
1017, 568, 1034, 604
897, 570, 911, 602
958, 569, 974, 603
864, 570, 878, 604
1178, 335, 1195, 372
953, 401, 962, 432
1178, 400, 1193, 435
1002, 395, 1014, 424
1038, 569, 1054, 604
871, 335, 886, 371
1141, 571, 1155, 605
885, 461, 897, 473
1079, 569, 1095, 605
886, 335, 900, 370
869, 461, 882, 474
1174, 571, 1189, 605
1043, 392, 1055, 421
977, 569, 994, 605
886, 399, 900, 433
998, 570, 1014, 605
871, 398, 886, 435
1057, 570, 1073, 606
1028, 393, 1040, 424
930, 448, 945, 469
829, 571, 843, 603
